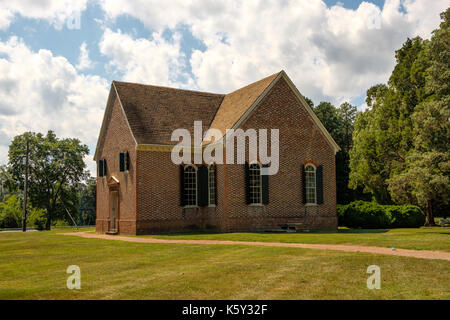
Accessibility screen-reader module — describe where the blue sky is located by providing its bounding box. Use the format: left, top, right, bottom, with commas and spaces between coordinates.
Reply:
0, 0, 447, 174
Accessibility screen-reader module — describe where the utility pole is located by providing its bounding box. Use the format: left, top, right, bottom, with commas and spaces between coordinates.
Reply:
22, 138, 29, 232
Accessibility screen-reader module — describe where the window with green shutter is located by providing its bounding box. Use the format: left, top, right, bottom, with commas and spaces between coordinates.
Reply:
183, 165, 197, 206
301, 163, 323, 205
304, 164, 316, 204
247, 162, 262, 205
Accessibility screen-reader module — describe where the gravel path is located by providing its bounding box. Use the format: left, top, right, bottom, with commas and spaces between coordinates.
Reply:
63, 232, 450, 261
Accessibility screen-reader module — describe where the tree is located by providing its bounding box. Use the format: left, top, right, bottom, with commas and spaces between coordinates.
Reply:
8, 131, 89, 230
0, 165, 15, 202
302, 95, 314, 109
388, 9, 450, 225
337, 102, 357, 154
78, 177, 96, 225
349, 36, 430, 204
314, 101, 361, 204
314, 102, 341, 139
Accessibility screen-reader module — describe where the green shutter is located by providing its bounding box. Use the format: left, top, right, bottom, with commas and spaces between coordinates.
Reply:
126, 151, 130, 171
103, 159, 107, 176
98, 160, 104, 177
179, 165, 185, 206
316, 165, 324, 204
119, 152, 124, 172
198, 165, 209, 206
245, 161, 251, 204
214, 165, 218, 205
301, 165, 306, 204
262, 164, 269, 204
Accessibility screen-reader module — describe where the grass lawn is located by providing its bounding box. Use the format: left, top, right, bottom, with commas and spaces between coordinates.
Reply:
0, 228, 449, 299
148, 227, 450, 252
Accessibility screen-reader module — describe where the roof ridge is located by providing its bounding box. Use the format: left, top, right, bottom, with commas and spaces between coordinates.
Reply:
113, 80, 225, 97
224, 71, 282, 95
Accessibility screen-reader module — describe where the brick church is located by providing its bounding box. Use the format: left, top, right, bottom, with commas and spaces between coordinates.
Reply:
94, 71, 340, 235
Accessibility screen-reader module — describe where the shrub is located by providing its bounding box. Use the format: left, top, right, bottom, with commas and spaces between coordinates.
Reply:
0, 195, 22, 228
27, 208, 46, 231
338, 201, 425, 229
386, 205, 425, 228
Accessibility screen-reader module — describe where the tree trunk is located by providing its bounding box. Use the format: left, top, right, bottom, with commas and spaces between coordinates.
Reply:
424, 199, 436, 226
45, 207, 52, 230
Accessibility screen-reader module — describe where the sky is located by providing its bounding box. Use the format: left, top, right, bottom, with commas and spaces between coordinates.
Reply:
0, 0, 448, 175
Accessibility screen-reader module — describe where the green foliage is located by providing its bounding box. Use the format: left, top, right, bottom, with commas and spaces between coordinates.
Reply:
314, 101, 364, 204
314, 102, 341, 139
387, 9, 450, 224
302, 95, 314, 109
349, 37, 429, 204
8, 131, 89, 229
349, 9, 450, 220
385, 205, 426, 228
78, 177, 96, 225
0, 194, 47, 229
26, 207, 46, 230
337, 201, 425, 229
0, 195, 22, 228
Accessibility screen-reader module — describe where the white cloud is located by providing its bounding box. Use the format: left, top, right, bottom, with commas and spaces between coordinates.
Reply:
99, 28, 194, 87
76, 42, 95, 70
0, 0, 88, 30
0, 36, 108, 176
99, 0, 449, 104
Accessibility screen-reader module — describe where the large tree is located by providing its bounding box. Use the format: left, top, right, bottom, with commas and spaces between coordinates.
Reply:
8, 131, 89, 230
349, 36, 430, 204
388, 9, 450, 225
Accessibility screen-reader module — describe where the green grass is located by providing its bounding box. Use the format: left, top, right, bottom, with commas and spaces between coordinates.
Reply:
0, 228, 449, 299
147, 227, 450, 252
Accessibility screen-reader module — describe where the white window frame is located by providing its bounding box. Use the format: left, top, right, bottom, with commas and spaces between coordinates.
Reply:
249, 161, 262, 205
305, 164, 317, 205
208, 164, 216, 207
184, 164, 198, 207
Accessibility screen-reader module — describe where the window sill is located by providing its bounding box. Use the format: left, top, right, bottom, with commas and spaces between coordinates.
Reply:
208, 205, 216, 208
183, 205, 199, 209
249, 203, 264, 207
305, 203, 318, 206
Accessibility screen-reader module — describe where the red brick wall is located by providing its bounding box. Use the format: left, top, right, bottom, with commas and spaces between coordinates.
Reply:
223, 77, 337, 230
135, 150, 226, 234
96, 95, 137, 234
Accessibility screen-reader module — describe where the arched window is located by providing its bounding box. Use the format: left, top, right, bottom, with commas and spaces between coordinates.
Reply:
249, 162, 262, 204
184, 165, 197, 206
305, 164, 316, 204
208, 164, 216, 206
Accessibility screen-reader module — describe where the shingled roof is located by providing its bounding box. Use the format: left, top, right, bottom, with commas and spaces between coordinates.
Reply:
113, 81, 225, 145
95, 70, 340, 159
113, 72, 281, 145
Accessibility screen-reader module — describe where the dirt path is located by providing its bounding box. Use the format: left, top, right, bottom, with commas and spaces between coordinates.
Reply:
63, 232, 450, 261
